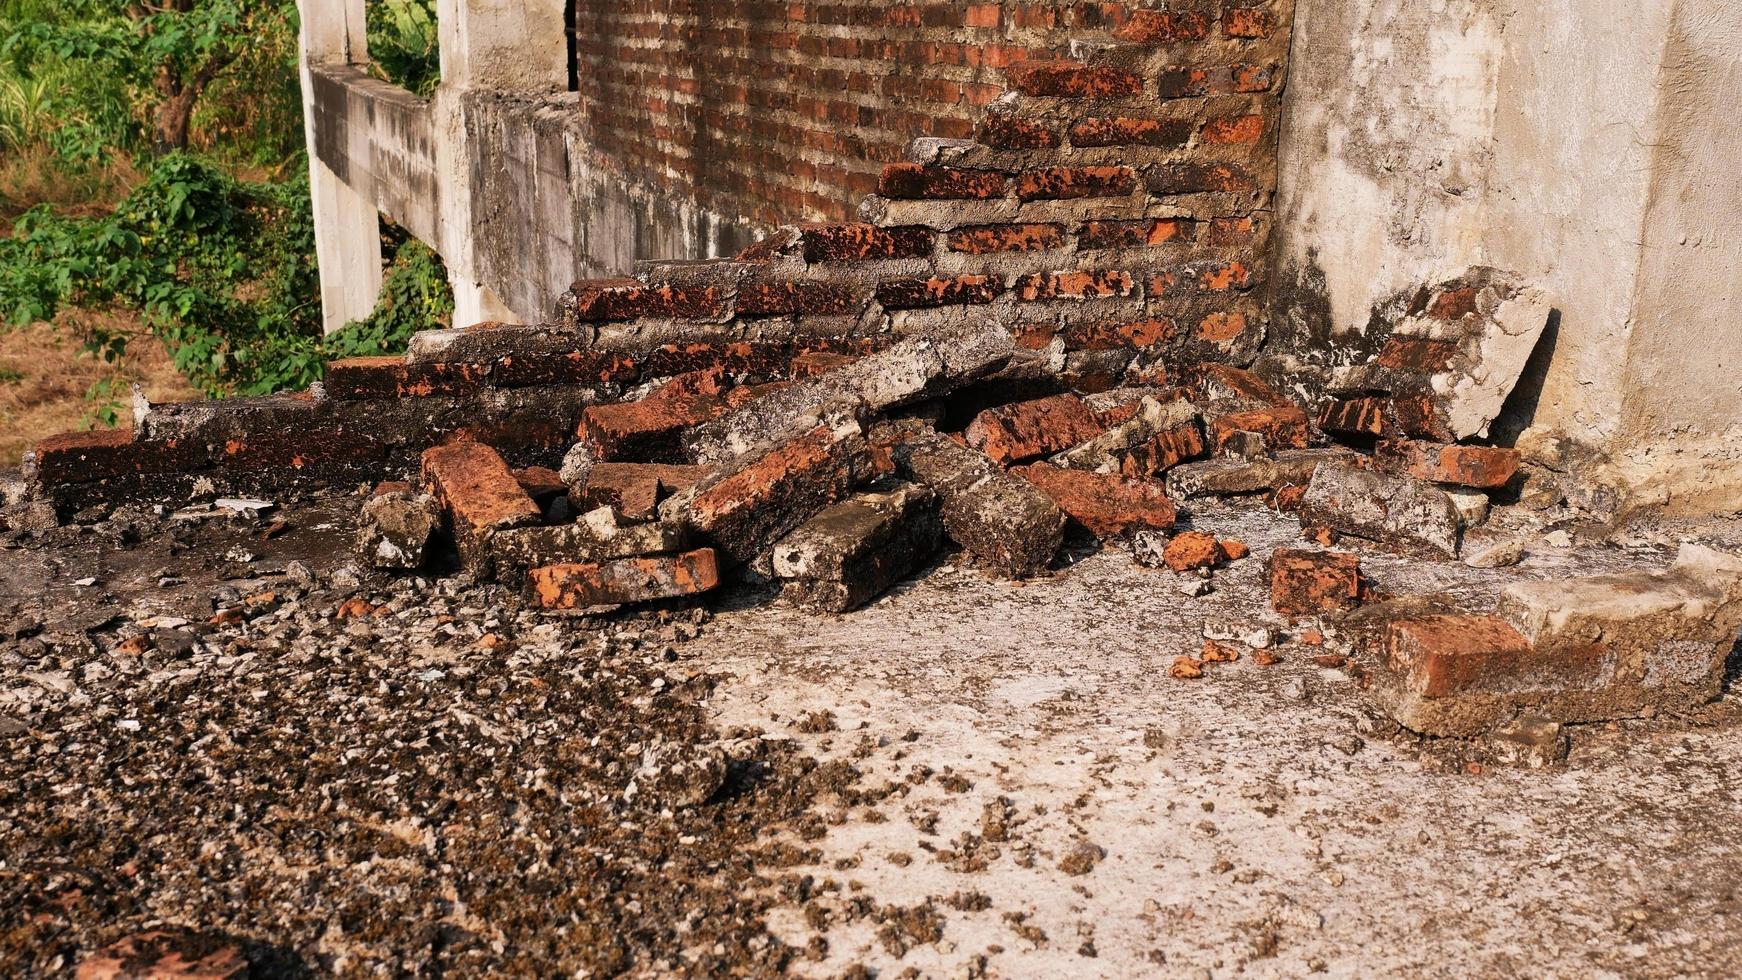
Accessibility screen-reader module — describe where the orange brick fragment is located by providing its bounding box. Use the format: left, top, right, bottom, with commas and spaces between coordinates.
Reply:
1269, 549, 1364, 617
528, 549, 721, 610
1011, 464, 1177, 537
965, 394, 1105, 464
1163, 531, 1222, 572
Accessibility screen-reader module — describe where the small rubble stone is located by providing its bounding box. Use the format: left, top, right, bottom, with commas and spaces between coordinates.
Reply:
771, 482, 943, 612
355, 488, 440, 570
627, 741, 728, 809
888, 427, 1065, 578
1464, 540, 1526, 568
1299, 463, 1463, 558
75, 930, 247, 980
965, 394, 1105, 464
1270, 549, 1364, 617
1012, 464, 1177, 538
527, 548, 721, 610
1485, 715, 1568, 768
1162, 531, 1221, 572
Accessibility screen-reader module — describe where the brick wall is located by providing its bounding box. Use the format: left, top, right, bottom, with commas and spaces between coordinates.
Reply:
21, 1, 1296, 510
569, 1, 1255, 226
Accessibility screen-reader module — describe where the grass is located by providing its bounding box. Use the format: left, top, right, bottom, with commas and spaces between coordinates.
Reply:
0, 312, 201, 465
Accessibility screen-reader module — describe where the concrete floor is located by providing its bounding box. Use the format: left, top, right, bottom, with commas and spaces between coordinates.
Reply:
689, 503, 1742, 978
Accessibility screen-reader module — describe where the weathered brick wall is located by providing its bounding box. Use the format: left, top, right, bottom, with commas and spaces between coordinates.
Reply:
21, 1, 1296, 511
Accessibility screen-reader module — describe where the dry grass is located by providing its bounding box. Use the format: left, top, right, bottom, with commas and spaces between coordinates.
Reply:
0, 144, 142, 229
0, 314, 201, 466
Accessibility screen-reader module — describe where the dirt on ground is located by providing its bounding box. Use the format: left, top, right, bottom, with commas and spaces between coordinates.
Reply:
0, 316, 202, 466
2, 493, 1741, 977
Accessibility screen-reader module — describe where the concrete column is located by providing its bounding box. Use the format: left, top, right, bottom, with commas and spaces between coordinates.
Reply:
298, 0, 381, 335
449, 273, 519, 327
1271, 0, 1742, 514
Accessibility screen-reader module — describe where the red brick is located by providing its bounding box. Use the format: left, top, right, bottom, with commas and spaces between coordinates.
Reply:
1119, 423, 1207, 477
875, 275, 1002, 309
1158, 63, 1276, 98
1006, 61, 1142, 99
947, 223, 1066, 254
1190, 363, 1291, 408
491, 349, 641, 387
1269, 549, 1364, 617
799, 223, 935, 262
1014, 270, 1136, 301
514, 465, 567, 505
1375, 337, 1460, 372
1206, 216, 1257, 245
1196, 311, 1250, 343
1182, 260, 1256, 292
965, 394, 1105, 464
1163, 530, 1222, 572
1011, 464, 1178, 537
421, 441, 542, 537
1380, 614, 1601, 699
528, 549, 720, 610
1078, 218, 1194, 250
575, 369, 736, 462
877, 163, 1009, 199
978, 115, 1061, 149
736, 281, 862, 317
1316, 396, 1451, 441
28, 429, 202, 484
789, 350, 861, 378
1149, 163, 1256, 195
565, 279, 726, 322
1200, 113, 1266, 144
1210, 406, 1311, 452
1377, 440, 1522, 489
1117, 10, 1212, 44
1068, 116, 1193, 148
1015, 166, 1138, 201
324, 356, 486, 399
1222, 6, 1275, 38
642, 341, 790, 379
573, 462, 709, 521
1062, 318, 1175, 351
688, 424, 891, 565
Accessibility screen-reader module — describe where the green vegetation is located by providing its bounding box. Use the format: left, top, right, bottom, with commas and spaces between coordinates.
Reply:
0, 0, 449, 422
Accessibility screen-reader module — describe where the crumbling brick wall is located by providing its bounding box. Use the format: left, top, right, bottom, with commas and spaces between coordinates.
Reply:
19, 1, 1296, 513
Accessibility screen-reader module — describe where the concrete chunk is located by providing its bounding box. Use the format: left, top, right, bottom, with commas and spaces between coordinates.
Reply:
771, 482, 943, 612
686, 320, 1014, 464
1299, 463, 1463, 558
356, 489, 440, 570
1165, 449, 1355, 499
889, 429, 1064, 579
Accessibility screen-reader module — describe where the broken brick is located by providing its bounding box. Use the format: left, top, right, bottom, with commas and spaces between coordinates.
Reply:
575, 369, 736, 464
421, 441, 542, 567
1299, 463, 1463, 558
1375, 440, 1521, 490
492, 508, 690, 583
1012, 463, 1177, 537
683, 424, 891, 566
965, 394, 1105, 464
1163, 531, 1221, 572
771, 482, 943, 612
887, 426, 1065, 578
75, 930, 246, 980
1269, 549, 1364, 617
527, 549, 720, 610
570, 462, 709, 522
1208, 406, 1309, 453
1166, 449, 1354, 500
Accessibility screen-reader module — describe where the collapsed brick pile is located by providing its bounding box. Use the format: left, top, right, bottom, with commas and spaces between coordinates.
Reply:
5, 7, 1739, 747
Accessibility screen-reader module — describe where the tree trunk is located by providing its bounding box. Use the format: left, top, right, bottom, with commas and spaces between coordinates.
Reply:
154, 87, 199, 154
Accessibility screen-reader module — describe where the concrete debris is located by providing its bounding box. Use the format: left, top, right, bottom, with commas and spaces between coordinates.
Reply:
491, 507, 689, 582
771, 482, 942, 612
1165, 449, 1355, 500
356, 487, 440, 570
1464, 539, 1526, 568
1298, 463, 1464, 558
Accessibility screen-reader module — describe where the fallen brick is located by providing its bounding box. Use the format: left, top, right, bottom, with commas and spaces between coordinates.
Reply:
491, 507, 689, 583
1012, 463, 1177, 538
1269, 549, 1364, 617
527, 548, 720, 610
1165, 449, 1356, 500
1299, 463, 1463, 558
1316, 395, 1449, 441
686, 320, 1014, 465
771, 482, 942, 612
514, 466, 568, 507
888, 427, 1065, 578
965, 394, 1105, 465
1188, 363, 1292, 412
1375, 440, 1521, 489
356, 489, 439, 570
1208, 405, 1310, 453
570, 462, 709, 522
1052, 395, 1204, 477
679, 423, 891, 566
421, 441, 542, 568
1163, 531, 1221, 572
572, 368, 736, 466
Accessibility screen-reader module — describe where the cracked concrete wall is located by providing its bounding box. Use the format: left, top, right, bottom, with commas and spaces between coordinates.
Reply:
1271, 0, 1742, 514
